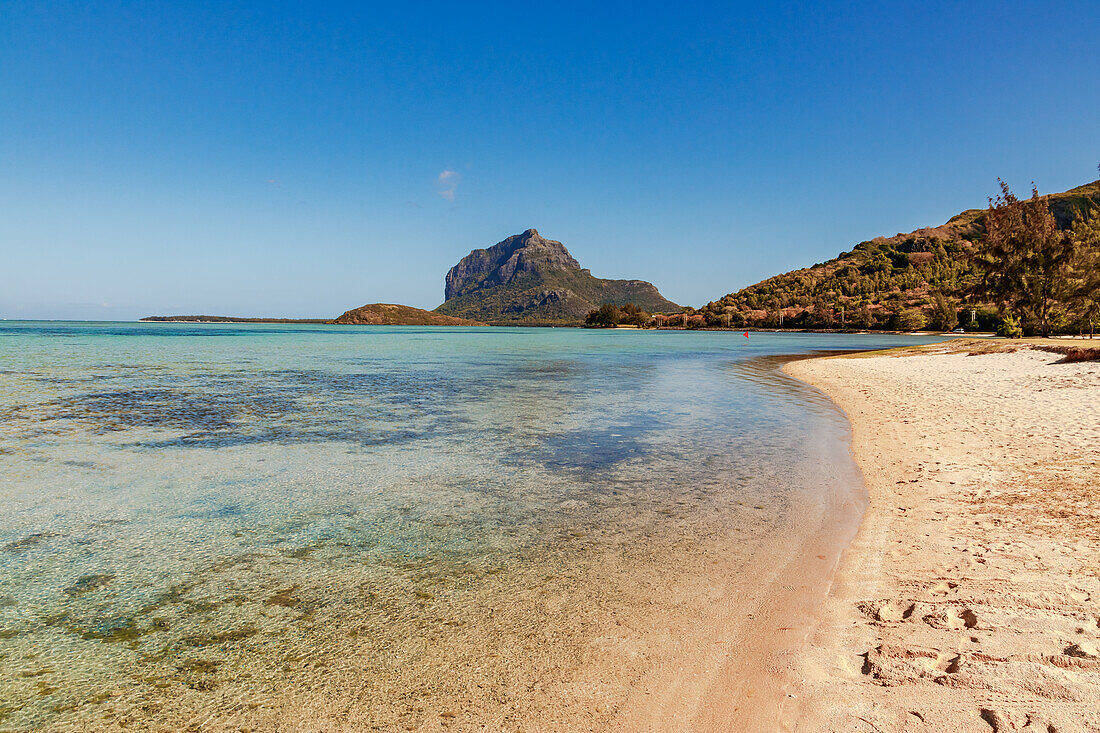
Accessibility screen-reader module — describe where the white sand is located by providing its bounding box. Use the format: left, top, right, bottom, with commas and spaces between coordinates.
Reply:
783, 346, 1100, 732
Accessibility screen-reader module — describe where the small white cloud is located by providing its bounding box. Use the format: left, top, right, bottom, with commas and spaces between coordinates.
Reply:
436, 169, 459, 201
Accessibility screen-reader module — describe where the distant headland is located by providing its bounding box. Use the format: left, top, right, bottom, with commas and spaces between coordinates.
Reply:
142, 229, 677, 327
140, 315, 332, 324
141, 304, 484, 326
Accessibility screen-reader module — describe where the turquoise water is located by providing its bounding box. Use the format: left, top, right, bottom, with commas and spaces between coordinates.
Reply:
0, 323, 942, 731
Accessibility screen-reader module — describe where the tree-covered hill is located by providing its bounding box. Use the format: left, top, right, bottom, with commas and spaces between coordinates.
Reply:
700, 180, 1100, 331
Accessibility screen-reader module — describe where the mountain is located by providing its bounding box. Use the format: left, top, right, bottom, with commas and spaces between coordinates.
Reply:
434, 229, 678, 324
333, 303, 485, 326
699, 180, 1100, 331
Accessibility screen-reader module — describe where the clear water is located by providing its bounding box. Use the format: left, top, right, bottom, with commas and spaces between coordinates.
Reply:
0, 323, 942, 731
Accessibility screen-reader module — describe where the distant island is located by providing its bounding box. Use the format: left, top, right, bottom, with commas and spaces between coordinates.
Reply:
142, 304, 484, 327
140, 315, 332, 324
144, 229, 678, 327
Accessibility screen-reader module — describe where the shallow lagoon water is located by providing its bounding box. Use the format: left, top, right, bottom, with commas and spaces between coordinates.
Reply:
0, 323, 941, 731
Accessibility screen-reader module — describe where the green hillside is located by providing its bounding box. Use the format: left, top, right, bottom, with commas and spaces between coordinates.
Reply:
699, 180, 1100, 331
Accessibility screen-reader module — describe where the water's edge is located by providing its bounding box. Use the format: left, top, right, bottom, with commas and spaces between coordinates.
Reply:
0, 328, 940, 731
773, 353, 870, 728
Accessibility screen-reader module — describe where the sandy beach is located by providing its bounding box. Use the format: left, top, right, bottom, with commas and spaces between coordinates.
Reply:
783, 343, 1100, 732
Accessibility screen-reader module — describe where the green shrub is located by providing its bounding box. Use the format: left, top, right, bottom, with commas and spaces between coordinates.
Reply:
893, 308, 927, 331
996, 314, 1023, 338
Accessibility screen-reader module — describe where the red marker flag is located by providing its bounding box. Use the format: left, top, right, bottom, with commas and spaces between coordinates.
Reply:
743, 332, 749, 338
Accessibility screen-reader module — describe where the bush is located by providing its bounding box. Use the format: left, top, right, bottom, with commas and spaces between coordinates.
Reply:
996, 314, 1023, 338
892, 308, 927, 331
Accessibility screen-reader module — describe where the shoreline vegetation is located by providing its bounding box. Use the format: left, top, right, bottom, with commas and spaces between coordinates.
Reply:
781, 340, 1100, 731
135, 310, 1100, 338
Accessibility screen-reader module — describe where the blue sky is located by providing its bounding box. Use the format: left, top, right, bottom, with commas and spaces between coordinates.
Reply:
2, 1, 1098, 319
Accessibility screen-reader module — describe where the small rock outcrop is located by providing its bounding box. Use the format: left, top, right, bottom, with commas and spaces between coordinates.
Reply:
333, 303, 484, 326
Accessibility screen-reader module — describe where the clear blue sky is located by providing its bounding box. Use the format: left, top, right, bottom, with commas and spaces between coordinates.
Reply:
2, 1, 1098, 319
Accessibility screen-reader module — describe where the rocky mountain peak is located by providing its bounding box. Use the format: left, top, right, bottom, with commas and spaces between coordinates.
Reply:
444, 229, 581, 300
436, 229, 678, 324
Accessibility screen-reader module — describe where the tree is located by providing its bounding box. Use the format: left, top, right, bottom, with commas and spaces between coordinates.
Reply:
975, 180, 1079, 337
1070, 208, 1100, 338
811, 295, 832, 327
929, 292, 958, 331
618, 303, 650, 326
766, 296, 782, 328
585, 303, 621, 327
893, 308, 927, 331
854, 303, 873, 329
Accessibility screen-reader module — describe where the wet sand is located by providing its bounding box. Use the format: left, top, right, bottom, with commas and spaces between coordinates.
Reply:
783, 344, 1100, 732
274, 357, 871, 733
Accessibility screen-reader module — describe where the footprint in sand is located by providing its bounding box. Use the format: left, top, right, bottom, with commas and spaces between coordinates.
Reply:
1064, 641, 1099, 659
1066, 587, 1091, 603
858, 600, 915, 623
982, 709, 1066, 732
980, 708, 1006, 731
920, 651, 961, 676
921, 605, 977, 630
948, 607, 979, 630
930, 580, 959, 597
877, 601, 916, 623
